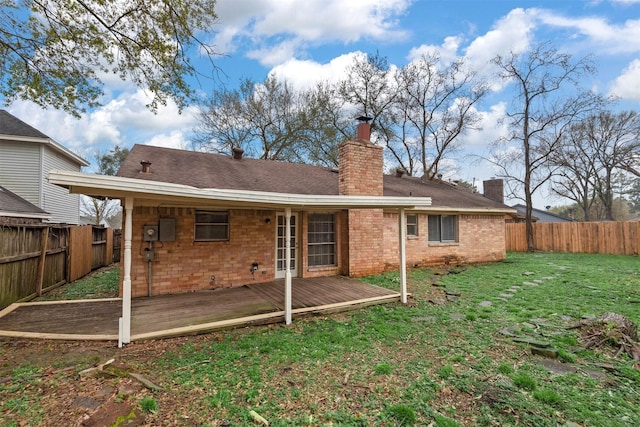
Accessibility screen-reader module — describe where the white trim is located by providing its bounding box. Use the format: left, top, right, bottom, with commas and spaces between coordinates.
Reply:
48, 170, 432, 210
275, 212, 298, 279
284, 208, 292, 325
120, 197, 133, 346
398, 208, 407, 304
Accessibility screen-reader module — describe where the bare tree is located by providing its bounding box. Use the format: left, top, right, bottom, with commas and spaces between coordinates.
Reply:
194, 76, 310, 162
300, 82, 354, 167
490, 42, 602, 250
338, 52, 398, 145
586, 111, 640, 220
392, 53, 487, 178
551, 123, 599, 220
82, 146, 129, 227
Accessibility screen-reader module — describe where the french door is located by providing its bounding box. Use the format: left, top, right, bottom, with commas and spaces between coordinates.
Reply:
275, 213, 298, 278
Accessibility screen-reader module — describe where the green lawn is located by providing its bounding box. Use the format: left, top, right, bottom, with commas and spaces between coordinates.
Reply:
2, 252, 639, 426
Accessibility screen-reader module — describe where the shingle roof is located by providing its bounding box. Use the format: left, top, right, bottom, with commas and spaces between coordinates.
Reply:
0, 186, 49, 215
0, 110, 49, 139
117, 144, 509, 210
117, 144, 339, 195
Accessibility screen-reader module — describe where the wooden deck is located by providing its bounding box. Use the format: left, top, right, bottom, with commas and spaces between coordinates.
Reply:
0, 277, 400, 342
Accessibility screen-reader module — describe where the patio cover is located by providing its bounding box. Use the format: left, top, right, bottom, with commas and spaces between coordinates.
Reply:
48, 169, 432, 346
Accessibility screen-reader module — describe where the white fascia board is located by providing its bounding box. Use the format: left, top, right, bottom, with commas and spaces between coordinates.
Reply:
405, 206, 518, 215
48, 170, 432, 209
47, 139, 89, 166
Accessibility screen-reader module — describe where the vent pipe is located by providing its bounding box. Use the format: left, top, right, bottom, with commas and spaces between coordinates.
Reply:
232, 147, 244, 160
140, 161, 152, 173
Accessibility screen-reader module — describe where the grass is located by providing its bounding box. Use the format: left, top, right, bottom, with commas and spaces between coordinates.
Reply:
37, 266, 119, 300
2, 252, 639, 426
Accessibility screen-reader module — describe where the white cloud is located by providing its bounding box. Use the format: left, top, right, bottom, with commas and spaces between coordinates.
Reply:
464, 8, 538, 85
6, 89, 199, 167
610, 59, 640, 101
408, 35, 463, 64
463, 102, 509, 148
143, 130, 191, 150
212, 0, 411, 62
267, 52, 363, 90
537, 11, 640, 54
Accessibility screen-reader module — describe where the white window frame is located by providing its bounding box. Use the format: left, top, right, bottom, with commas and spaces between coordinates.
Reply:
406, 213, 418, 237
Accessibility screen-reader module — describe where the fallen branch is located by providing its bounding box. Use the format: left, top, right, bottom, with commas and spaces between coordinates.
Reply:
129, 372, 164, 391
249, 409, 269, 426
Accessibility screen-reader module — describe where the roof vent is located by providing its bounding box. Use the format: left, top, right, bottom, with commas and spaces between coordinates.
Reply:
395, 167, 405, 177
140, 160, 152, 173
232, 147, 244, 160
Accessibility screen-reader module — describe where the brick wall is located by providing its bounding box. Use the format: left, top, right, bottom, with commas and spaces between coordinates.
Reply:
382, 212, 506, 269
338, 134, 385, 277
122, 206, 277, 297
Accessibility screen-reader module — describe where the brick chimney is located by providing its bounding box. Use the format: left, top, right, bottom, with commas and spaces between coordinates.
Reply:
483, 179, 504, 204
339, 117, 383, 196
339, 117, 384, 277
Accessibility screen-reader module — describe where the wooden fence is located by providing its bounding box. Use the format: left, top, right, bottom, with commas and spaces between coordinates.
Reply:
506, 221, 640, 255
0, 224, 115, 308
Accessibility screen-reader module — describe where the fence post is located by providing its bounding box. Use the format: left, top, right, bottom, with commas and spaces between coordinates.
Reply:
36, 226, 49, 296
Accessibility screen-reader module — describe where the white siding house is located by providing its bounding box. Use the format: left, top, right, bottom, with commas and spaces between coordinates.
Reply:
0, 110, 89, 224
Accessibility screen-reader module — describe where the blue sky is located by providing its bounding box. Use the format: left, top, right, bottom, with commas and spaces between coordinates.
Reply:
4, 0, 640, 207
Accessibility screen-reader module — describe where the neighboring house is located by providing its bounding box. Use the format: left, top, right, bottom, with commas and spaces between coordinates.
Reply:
49, 121, 515, 344
511, 204, 573, 223
0, 185, 51, 225
0, 110, 89, 224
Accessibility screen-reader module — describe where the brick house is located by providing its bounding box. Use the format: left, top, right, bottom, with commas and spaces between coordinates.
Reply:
49, 121, 514, 344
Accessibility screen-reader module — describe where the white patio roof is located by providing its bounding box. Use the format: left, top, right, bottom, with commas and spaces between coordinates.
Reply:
48, 169, 432, 209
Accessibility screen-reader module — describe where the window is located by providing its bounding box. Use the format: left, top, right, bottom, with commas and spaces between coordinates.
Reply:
195, 210, 229, 241
308, 213, 336, 267
406, 214, 418, 236
428, 215, 458, 242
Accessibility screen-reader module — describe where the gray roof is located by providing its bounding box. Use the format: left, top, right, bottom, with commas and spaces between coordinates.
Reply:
0, 109, 49, 139
117, 144, 510, 211
0, 186, 49, 216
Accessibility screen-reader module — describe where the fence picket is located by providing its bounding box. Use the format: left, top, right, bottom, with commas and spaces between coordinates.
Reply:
506, 221, 638, 255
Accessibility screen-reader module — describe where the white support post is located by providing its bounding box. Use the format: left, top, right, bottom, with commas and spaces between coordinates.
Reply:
398, 208, 407, 304
284, 207, 292, 324
120, 197, 134, 345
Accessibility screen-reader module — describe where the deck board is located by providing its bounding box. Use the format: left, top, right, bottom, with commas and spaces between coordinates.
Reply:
0, 277, 400, 341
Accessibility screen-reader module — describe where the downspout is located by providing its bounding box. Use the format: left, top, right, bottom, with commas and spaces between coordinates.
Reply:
147, 241, 153, 297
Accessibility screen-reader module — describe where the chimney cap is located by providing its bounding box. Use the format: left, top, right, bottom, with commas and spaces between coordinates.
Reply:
356, 115, 373, 124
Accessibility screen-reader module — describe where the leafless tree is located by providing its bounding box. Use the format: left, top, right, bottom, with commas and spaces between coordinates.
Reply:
195, 76, 310, 162
490, 42, 603, 250
586, 111, 640, 220
392, 53, 487, 178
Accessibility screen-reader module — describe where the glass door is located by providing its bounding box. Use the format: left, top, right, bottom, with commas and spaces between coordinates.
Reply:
275, 213, 298, 278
